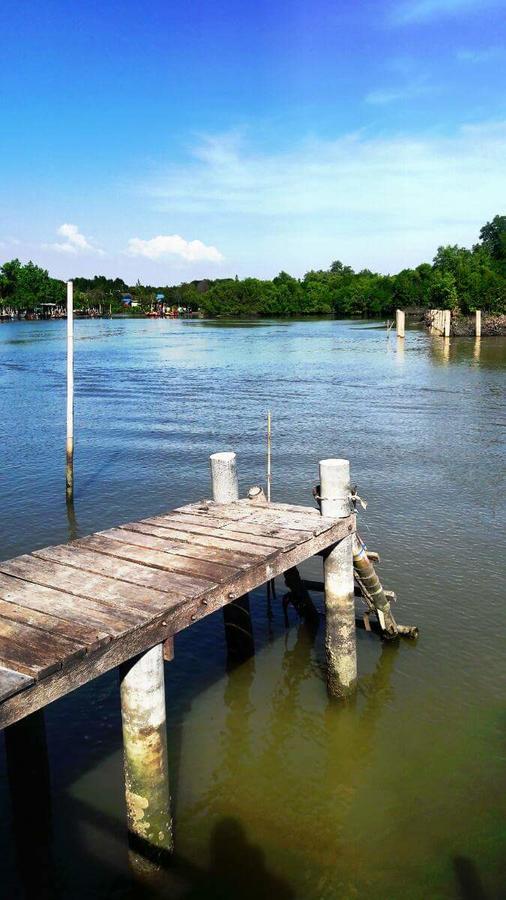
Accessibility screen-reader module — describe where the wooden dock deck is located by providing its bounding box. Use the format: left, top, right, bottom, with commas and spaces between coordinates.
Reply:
0, 497, 355, 730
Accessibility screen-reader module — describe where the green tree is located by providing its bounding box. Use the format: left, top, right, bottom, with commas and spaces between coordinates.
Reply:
479, 215, 506, 261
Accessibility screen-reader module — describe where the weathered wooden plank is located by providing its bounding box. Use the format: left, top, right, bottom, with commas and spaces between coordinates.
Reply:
33, 544, 217, 595
231, 508, 332, 533
0, 617, 86, 678
0, 513, 355, 729
167, 512, 236, 529
122, 522, 271, 557
144, 516, 290, 549
0, 556, 173, 619
178, 499, 329, 533
169, 515, 356, 635
0, 611, 181, 728
0, 598, 109, 651
0, 571, 141, 634
220, 521, 314, 542
67, 536, 235, 586
97, 527, 254, 569
174, 502, 253, 521
0, 666, 33, 702
242, 500, 321, 517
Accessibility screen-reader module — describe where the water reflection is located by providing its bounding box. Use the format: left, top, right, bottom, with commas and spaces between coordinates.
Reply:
5, 711, 59, 899
453, 856, 489, 900
1, 318, 505, 898
66, 497, 80, 541
395, 334, 405, 365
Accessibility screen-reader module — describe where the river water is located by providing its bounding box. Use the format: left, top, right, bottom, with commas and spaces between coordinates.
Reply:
0, 318, 504, 899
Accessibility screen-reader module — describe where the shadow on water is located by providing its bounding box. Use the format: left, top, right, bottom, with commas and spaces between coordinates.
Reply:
73, 449, 125, 499
453, 856, 489, 900
4, 711, 61, 899
126, 818, 294, 900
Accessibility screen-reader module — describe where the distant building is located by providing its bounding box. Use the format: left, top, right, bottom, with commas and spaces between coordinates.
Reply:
121, 293, 139, 308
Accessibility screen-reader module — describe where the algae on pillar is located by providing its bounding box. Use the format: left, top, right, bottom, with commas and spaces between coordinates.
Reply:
319, 458, 357, 699
120, 643, 173, 860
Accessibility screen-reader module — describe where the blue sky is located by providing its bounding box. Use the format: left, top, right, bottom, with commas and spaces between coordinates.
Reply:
1, 0, 505, 283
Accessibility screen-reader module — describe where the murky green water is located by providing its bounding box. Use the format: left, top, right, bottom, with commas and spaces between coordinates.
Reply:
0, 319, 505, 899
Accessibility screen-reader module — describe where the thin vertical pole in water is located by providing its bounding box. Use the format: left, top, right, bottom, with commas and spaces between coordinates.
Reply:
267, 410, 272, 503
396, 309, 405, 338
66, 280, 74, 502
444, 309, 451, 338
475, 309, 481, 338
120, 644, 173, 860
210, 451, 254, 662
319, 458, 357, 698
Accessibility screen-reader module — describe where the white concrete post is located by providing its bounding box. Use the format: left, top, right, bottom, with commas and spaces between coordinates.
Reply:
396, 309, 405, 338
66, 281, 74, 501
475, 310, 481, 338
210, 451, 254, 661
209, 452, 238, 503
120, 644, 173, 858
319, 459, 357, 698
444, 309, 451, 338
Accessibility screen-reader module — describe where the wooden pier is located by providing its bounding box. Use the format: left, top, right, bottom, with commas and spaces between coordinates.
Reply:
2, 451, 389, 871
0, 497, 354, 727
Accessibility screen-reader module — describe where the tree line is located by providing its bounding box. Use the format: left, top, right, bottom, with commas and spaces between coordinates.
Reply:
1, 216, 505, 319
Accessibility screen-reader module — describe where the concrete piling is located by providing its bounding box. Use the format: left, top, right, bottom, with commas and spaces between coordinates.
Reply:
396, 309, 405, 338
209, 451, 239, 503
210, 451, 255, 662
119, 644, 173, 859
319, 458, 357, 698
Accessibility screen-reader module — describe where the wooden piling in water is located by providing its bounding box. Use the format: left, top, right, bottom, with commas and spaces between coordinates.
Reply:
319, 458, 357, 698
66, 281, 74, 501
119, 643, 173, 860
210, 451, 255, 661
396, 309, 405, 338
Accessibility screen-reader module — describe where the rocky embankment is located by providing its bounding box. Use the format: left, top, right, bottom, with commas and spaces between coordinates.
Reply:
423, 312, 506, 336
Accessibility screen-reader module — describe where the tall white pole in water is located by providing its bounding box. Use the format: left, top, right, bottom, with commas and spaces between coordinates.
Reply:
267, 411, 272, 502
66, 281, 74, 501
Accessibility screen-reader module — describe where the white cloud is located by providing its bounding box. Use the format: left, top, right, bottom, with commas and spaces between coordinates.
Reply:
45, 223, 104, 255
142, 123, 506, 232
456, 47, 503, 63
392, 0, 500, 24
365, 79, 432, 105
127, 234, 224, 263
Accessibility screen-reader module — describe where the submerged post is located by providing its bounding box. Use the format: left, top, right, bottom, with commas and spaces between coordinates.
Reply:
210, 451, 254, 662
319, 458, 357, 698
475, 309, 481, 338
66, 280, 74, 501
396, 309, 405, 338
120, 644, 173, 860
